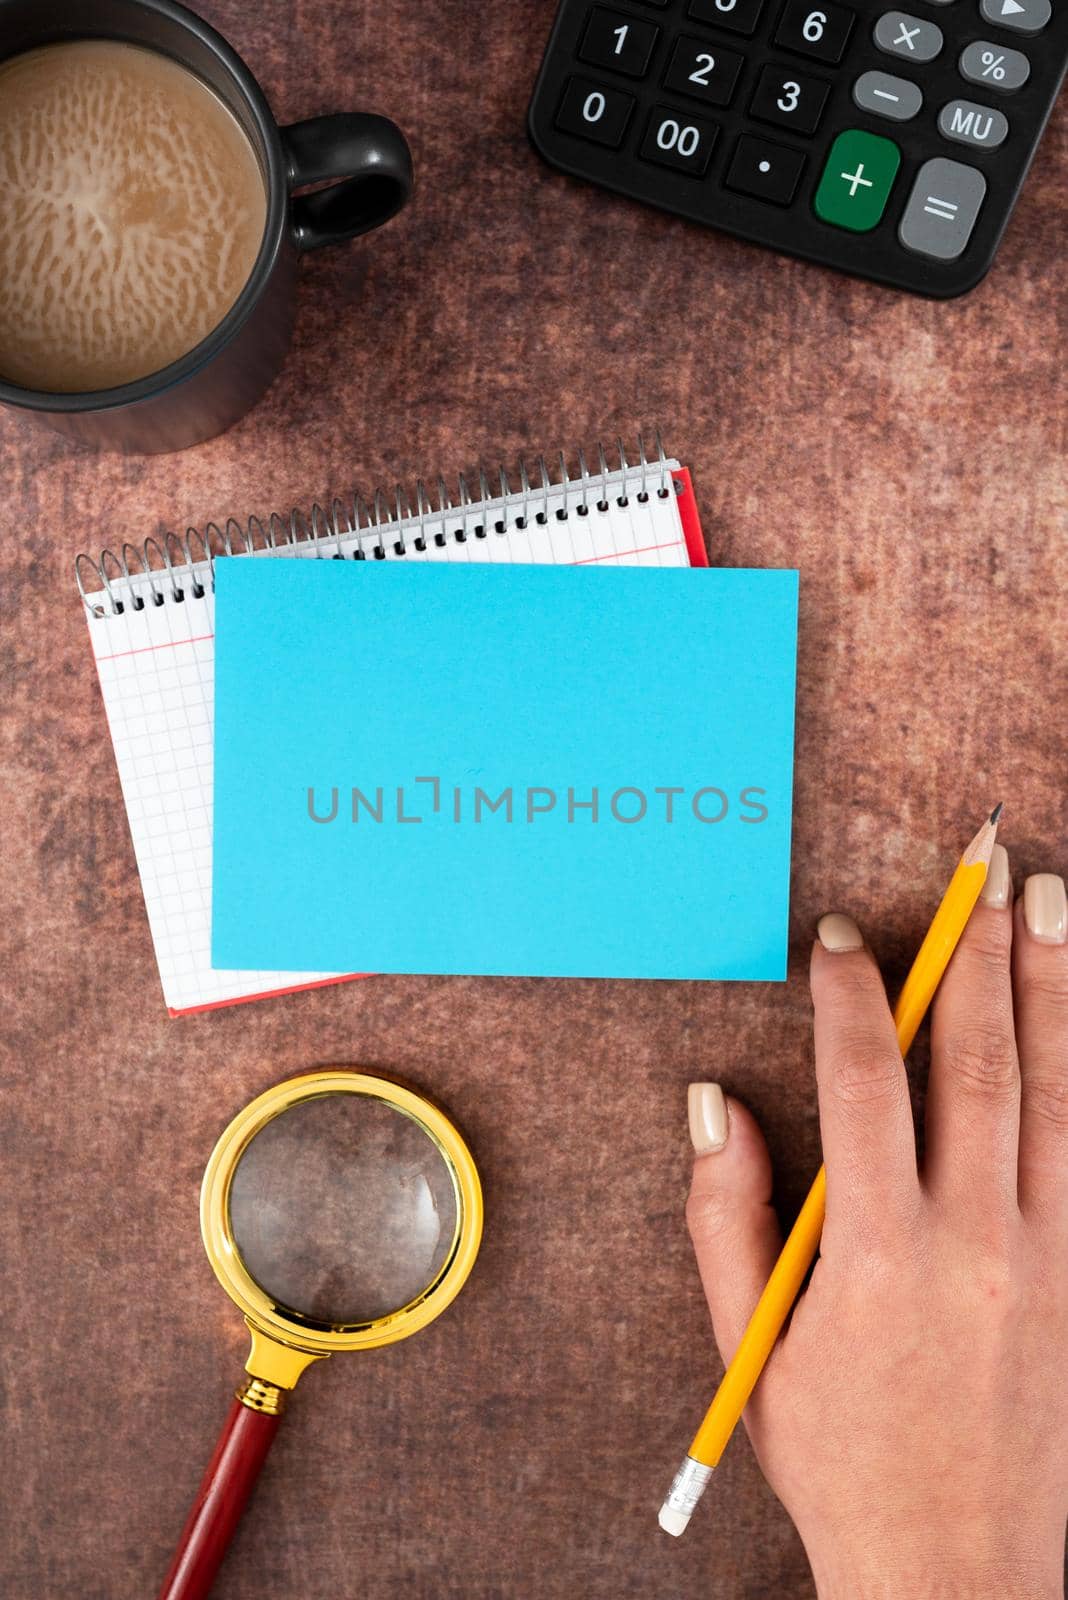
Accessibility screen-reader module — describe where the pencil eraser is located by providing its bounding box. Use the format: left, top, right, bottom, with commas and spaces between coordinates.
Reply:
658, 1505, 690, 1538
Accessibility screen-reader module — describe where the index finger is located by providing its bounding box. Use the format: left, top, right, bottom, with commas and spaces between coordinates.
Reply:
810, 913, 920, 1246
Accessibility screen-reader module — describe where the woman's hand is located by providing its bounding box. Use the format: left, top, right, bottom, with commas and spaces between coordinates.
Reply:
686, 852, 1068, 1600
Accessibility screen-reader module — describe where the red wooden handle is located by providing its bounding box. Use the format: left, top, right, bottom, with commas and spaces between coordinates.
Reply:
157, 1396, 282, 1600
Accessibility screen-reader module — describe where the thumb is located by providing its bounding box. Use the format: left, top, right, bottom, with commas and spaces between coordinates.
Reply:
685, 1084, 783, 1365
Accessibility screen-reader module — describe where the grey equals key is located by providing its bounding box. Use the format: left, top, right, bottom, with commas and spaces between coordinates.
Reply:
898, 157, 987, 261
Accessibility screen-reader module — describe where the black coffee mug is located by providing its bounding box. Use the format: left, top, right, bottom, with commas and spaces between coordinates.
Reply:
0, 0, 413, 454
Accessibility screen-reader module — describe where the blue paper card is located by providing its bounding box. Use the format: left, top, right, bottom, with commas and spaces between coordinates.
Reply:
212, 560, 798, 980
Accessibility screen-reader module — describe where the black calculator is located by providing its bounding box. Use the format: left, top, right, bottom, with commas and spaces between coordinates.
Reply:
528, 0, 1067, 296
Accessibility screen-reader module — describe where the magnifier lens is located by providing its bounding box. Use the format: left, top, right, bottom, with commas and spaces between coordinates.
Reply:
228, 1094, 459, 1326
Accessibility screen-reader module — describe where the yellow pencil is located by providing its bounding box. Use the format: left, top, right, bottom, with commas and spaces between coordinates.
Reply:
658, 804, 1003, 1537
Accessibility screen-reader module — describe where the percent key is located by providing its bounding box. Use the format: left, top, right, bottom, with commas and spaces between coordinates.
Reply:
960, 40, 1031, 90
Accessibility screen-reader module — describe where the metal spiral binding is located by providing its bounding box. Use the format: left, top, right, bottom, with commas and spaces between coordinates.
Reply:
76, 431, 678, 617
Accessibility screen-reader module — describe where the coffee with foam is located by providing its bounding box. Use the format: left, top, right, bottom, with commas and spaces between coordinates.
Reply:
0, 40, 267, 393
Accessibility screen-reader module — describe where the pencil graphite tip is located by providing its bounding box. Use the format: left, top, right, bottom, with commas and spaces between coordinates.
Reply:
963, 806, 1004, 867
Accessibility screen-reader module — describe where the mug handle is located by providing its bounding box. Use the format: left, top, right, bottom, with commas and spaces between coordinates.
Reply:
281, 113, 413, 253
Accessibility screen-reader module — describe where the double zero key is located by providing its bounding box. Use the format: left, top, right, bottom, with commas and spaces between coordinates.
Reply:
640, 106, 719, 173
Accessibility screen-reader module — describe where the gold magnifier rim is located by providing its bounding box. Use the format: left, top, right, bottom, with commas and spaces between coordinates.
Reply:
200, 1068, 483, 1355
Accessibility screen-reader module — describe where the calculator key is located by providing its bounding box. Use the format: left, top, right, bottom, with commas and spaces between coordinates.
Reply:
775, 0, 856, 63
874, 12, 943, 62
578, 7, 660, 77
852, 70, 923, 121
663, 36, 744, 105
898, 157, 986, 259
938, 98, 1009, 149
688, 0, 766, 39
813, 128, 901, 230
639, 107, 719, 173
724, 135, 806, 204
979, 0, 1050, 34
555, 77, 636, 146
959, 40, 1030, 91
750, 65, 831, 133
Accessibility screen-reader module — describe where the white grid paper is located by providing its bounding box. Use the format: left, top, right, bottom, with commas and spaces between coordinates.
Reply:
84, 460, 693, 1013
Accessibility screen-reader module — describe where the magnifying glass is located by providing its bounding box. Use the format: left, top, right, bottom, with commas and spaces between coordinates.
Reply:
157, 1069, 482, 1600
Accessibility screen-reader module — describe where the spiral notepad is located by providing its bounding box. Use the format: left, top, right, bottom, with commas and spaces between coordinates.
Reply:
77, 436, 707, 1015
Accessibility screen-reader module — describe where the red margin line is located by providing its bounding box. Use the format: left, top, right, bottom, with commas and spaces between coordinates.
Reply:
573, 538, 686, 566
97, 632, 215, 663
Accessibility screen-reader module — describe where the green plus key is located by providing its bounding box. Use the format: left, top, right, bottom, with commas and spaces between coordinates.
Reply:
814, 130, 901, 232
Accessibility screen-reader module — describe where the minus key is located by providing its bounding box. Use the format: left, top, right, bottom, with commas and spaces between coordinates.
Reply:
853, 70, 924, 122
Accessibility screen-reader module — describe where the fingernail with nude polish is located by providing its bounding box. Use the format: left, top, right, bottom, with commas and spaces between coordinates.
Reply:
817, 912, 864, 952
981, 843, 1011, 909
1023, 874, 1068, 946
688, 1082, 729, 1155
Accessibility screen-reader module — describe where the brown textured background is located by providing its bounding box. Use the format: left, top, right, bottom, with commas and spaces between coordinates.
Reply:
1, 2, 1066, 1596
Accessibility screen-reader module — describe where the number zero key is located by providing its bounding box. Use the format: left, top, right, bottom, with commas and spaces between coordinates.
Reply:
556, 75, 636, 146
